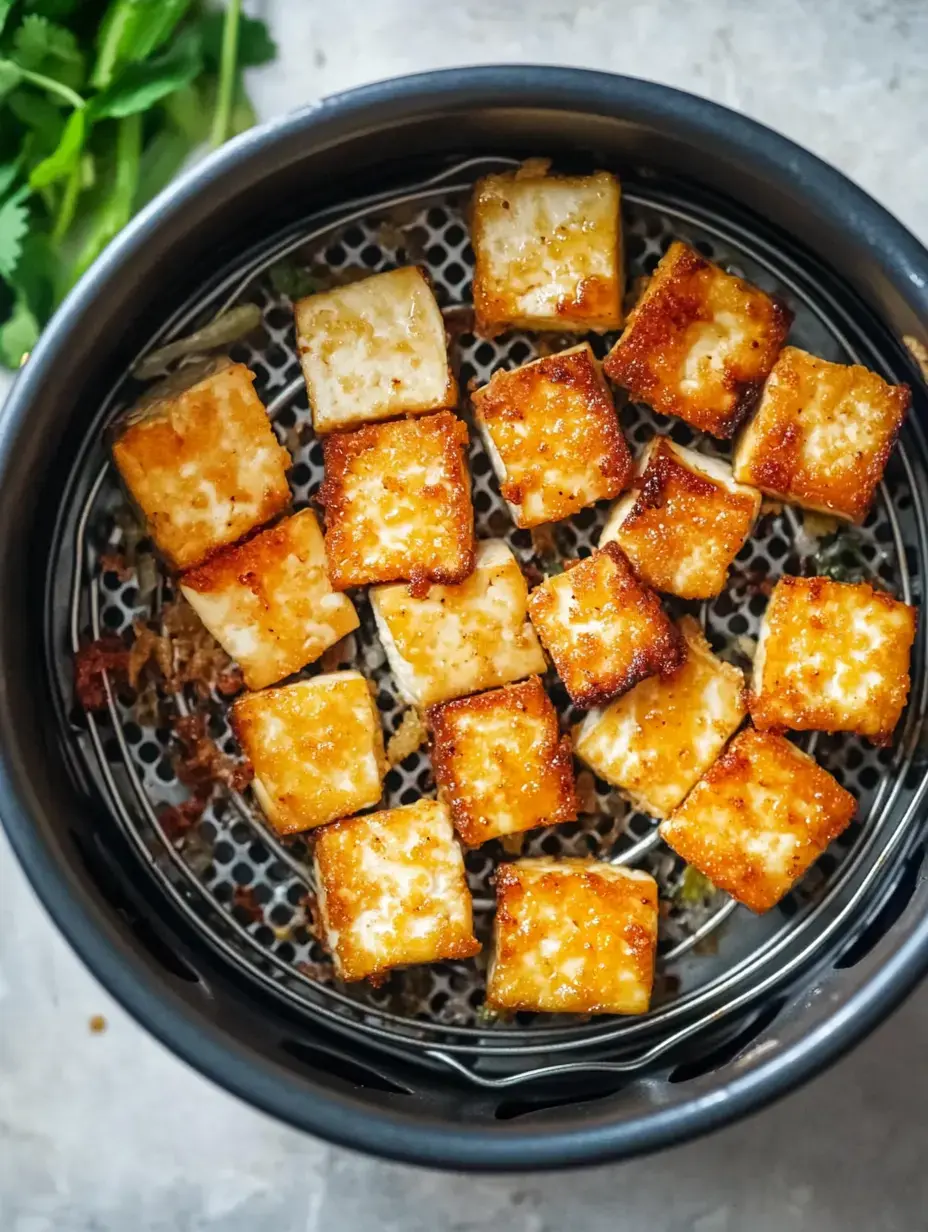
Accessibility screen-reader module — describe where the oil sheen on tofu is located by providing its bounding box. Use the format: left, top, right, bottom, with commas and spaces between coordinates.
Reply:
575, 616, 746, 819
313, 799, 480, 981
180, 508, 358, 690
471, 165, 623, 336
662, 728, 856, 913
294, 266, 457, 434
486, 859, 659, 1015
370, 539, 545, 708
111, 360, 291, 570
231, 672, 386, 834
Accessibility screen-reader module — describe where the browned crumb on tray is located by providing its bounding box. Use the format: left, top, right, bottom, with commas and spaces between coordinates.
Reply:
386, 707, 428, 766
172, 712, 253, 794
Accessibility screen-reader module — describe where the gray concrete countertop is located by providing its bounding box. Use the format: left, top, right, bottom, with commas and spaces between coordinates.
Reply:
3, 2, 928, 1227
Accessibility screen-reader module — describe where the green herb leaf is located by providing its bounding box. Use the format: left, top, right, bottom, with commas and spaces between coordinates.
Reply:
0, 296, 39, 367
0, 60, 23, 102
24, 0, 79, 17
269, 260, 322, 300
92, 23, 202, 119
28, 105, 85, 188
0, 161, 19, 198
13, 15, 82, 69
200, 10, 276, 70
7, 89, 67, 150
0, 185, 30, 281
8, 230, 57, 320
0, 0, 15, 37
92, 0, 192, 90
134, 124, 192, 209
675, 866, 716, 908
69, 110, 141, 284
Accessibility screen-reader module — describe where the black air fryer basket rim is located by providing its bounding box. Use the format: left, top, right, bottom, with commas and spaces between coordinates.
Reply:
2, 67, 928, 1171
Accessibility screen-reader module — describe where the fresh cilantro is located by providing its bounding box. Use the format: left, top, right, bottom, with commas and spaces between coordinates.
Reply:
269, 261, 322, 301
0, 0, 277, 367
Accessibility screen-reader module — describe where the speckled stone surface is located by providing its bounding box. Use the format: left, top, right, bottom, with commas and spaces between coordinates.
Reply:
3, 2, 928, 1228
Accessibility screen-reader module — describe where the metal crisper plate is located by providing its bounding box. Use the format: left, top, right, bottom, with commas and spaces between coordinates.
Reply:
56, 157, 928, 1086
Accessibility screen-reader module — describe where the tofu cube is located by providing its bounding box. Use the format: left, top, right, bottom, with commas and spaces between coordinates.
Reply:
603, 241, 792, 438
313, 799, 480, 981
471, 166, 623, 337
661, 728, 856, 912
575, 616, 746, 818
527, 543, 684, 709
232, 672, 385, 834
750, 575, 916, 744
471, 343, 633, 528
600, 435, 761, 599
732, 346, 910, 523
294, 266, 457, 435
112, 360, 291, 570
370, 539, 546, 708
319, 411, 475, 591
428, 676, 577, 847
486, 859, 659, 1015
180, 509, 358, 691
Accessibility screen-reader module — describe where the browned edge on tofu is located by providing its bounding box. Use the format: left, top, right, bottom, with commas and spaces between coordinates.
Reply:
427, 676, 578, 846
603, 241, 793, 438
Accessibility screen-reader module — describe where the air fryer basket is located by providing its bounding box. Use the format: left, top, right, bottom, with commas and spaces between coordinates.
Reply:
3, 70, 928, 1169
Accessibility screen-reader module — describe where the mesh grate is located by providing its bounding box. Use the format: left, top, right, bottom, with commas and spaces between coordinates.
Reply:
70, 164, 923, 1055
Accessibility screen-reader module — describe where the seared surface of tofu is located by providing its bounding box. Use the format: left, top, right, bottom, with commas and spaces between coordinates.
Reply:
112, 361, 291, 570
527, 543, 684, 709
319, 411, 475, 591
486, 859, 658, 1014
471, 167, 623, 336
180, 509, 358, 690
370, 539, 546, 708
294, 266, 457, 434
313, 799, 480, 982
600, 436, 761, 598
428, 677, 577, 847
575, 616, 746, 818
732, 346, 910, 523
662, 728, 856, 913
750, 575, 916, 743
604, 241, 792, 438
471, 343, 633, 528
232, 672, 385, 834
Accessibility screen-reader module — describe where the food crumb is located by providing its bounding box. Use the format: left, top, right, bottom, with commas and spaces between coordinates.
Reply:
386, 707, 428, 766
89, 1014, 107, 1034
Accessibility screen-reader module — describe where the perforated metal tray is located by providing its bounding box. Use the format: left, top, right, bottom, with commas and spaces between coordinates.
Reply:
56, 157, 928, 1087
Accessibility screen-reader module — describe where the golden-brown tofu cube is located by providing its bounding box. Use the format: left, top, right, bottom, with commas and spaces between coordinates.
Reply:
294, 266, 457, 435
112, 360, 291, 570
750, 575, 916, 744
319, 411, 475, 591
661, 728, 856, 912
471, 343, 633, 528
603, 241, 792, 438
232, 672, 385, 835
471, 165, 623, 337
732, 346, 910, 523
600, 435, 761, 599
370, 539, 546, 708
180, 509, 358, 690
313, 799, 480, 982
486, 859, 659, 1015
574, 616, 746, 818
428, 677, 576, 847
527, 543, 684, 709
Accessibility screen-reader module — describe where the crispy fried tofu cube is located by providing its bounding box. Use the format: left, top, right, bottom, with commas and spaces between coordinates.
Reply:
471, 166, 623, 336
370, 539, 546, 708
750, 575, 916, 743
180, 509, 358, 691
319, 411, 475, 591
603, 241, 792, 438
313, 799, 480, 981
486, 859, 658, 1015
575, 616, 746, 818
232, 672, 385, 835
471, 343, 633, 528
428, 677, 576, 847
732, 346, 910, 523
527, 543, 684, 709
600, 435, 761, 599
294, 266, 457, 435
661, 728, 856, 912
112, 360, 291, 570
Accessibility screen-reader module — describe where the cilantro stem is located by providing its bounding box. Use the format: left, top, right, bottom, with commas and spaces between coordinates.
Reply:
210, 0, 242, 149
15, 65, 86, 112
53, 159, 81, 242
